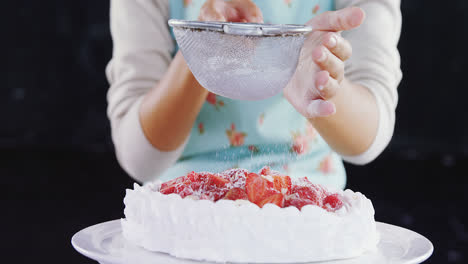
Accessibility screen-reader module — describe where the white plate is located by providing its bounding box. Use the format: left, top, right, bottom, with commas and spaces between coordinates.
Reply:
72, 220, 433, 264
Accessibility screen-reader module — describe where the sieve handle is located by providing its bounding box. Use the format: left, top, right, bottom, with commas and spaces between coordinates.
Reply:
223, 24, 263, 36
223, 24, 312, 36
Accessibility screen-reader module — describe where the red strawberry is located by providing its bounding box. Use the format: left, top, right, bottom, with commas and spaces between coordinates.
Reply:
258, 193, 285, 208
258, 167, 291, 194
245, 173, 279, 204
200, 189, 229, 201
259, 166, 271, 176
323, 194, 343, 211
290, 185, 325, 206
206, 174, 230, 188
273, 175, 292, 195
159, 185, 176, 195
218, 168, 248, 187
223, 188, 248, 200
185, 172, 207, 192
177, 187, 194, 198
185, 171, 200, 183
160, 176, 186, 194
160, 176, 182, 190
284, 196, 314, 210
160, 182, 193, 198
245, 173, 265, 203
189, 173, 230, 201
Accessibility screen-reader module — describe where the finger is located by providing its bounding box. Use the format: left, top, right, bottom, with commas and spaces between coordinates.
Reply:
230, 0, 264, 23
312, 46, 344, 82
315, 71, 341, 100
307, 99, 336, 118
199, 2, 227, 22
323, 32, 352, 61
307, 7, 365, 32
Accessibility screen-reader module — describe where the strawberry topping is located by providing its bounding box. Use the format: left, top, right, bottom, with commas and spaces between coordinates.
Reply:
245, 173, 279, 205
158, 166, 343, 211
257, 193, 285, 208
223, 188, 248, 201
323, 193, 344, 211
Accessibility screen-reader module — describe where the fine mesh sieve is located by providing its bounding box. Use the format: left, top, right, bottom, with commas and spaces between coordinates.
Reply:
169, 19, 312, 100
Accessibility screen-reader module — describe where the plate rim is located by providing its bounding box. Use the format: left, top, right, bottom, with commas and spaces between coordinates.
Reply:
72, 220, 434, 264
374, 222, 434, 264
71, 220, 125, 264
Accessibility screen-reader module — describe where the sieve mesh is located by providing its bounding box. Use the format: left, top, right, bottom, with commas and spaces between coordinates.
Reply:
172, 23, 310, 100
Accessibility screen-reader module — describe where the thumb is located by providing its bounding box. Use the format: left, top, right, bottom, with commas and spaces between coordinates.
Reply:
307, 7, 365, 32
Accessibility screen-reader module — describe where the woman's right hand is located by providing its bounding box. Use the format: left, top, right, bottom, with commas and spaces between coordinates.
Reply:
199, 0, 263, 23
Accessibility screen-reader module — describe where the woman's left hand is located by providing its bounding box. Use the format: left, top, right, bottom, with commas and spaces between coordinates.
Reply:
284, 7, 365, 118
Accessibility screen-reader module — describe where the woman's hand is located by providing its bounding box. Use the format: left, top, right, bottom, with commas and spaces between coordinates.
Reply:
285, 7, 381, 157
284, 7, 365, 118
199, 0, 263, 22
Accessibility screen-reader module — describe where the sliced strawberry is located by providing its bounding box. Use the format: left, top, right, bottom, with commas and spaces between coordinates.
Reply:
245, 173, 279, 204
290, 185, 324, 206
204, 185, 231, 201
223, 188, 248, 200
198, 188, 228, 201
294, 177, 328, 194
245, 173, 265, 203
258, 193, 285, 208
160, 176, 181, 191
323, 193, 344, 211
284, 195, 315, 210
218, 168, 248, 187
273, 175, 292, 195
177, 187, 194, 198
186, 173, 229, 201
185, 171, 200, 182
258, 167, 291, 194
206, 174, 230, 188
259, 166, 271, 176
159, 185, 176, 194
160, 183, 193, 197
160, 176, 186, 194
189, 181, 203, 192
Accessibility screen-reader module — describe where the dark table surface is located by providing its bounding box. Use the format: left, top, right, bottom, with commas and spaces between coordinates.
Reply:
2, 149, 465, 264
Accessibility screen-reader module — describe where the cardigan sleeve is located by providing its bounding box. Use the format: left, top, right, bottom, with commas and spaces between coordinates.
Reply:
106, 0, 187, 182
336, 0, 402, 164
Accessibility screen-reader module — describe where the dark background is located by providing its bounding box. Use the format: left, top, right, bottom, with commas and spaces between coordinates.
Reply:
2, 0, 467, 263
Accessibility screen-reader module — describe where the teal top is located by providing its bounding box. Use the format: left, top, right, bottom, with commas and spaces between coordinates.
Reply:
160, 0, 346, 190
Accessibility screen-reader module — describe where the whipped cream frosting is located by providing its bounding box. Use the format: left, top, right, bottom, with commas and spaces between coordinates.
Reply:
122, 182, 379, 263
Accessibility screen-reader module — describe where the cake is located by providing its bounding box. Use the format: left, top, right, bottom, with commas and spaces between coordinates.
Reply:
122, 167, 379, 263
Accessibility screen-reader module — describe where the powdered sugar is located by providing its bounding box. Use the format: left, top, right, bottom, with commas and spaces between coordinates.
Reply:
218, 168, 248, 188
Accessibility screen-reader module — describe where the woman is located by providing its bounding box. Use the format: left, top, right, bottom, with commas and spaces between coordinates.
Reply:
106, 0, 401, 189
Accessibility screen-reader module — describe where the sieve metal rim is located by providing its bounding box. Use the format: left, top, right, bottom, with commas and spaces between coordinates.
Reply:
168, 19, 312, 36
